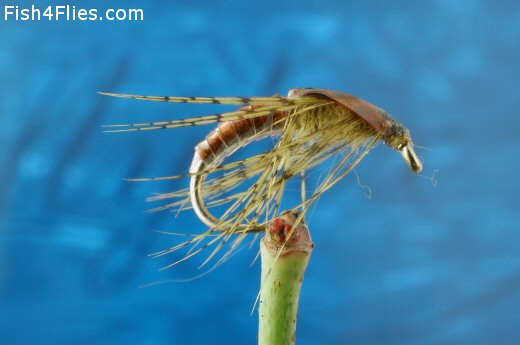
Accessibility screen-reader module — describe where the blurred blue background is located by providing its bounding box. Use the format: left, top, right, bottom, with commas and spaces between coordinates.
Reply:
1, 0, 519, 344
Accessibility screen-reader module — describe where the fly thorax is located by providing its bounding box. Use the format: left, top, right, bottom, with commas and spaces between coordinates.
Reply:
382, 119, 408, 151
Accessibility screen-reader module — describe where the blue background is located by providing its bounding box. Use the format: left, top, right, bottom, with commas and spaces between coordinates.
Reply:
1, 1, 519, 344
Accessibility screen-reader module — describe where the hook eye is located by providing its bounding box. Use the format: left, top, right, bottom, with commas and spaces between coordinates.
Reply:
401, 143, 423, 173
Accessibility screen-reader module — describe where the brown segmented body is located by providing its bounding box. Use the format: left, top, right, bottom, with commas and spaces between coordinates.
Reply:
194, 106, 286, 163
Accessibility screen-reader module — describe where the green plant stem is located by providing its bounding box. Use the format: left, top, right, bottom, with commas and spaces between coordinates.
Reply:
258, 212, 313, 345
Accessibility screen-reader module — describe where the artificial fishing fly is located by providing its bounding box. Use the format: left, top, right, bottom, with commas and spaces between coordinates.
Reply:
104, 88, 422, 267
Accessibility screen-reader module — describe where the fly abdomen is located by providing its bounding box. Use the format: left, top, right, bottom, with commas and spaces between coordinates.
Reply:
194, 108, 286, 165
